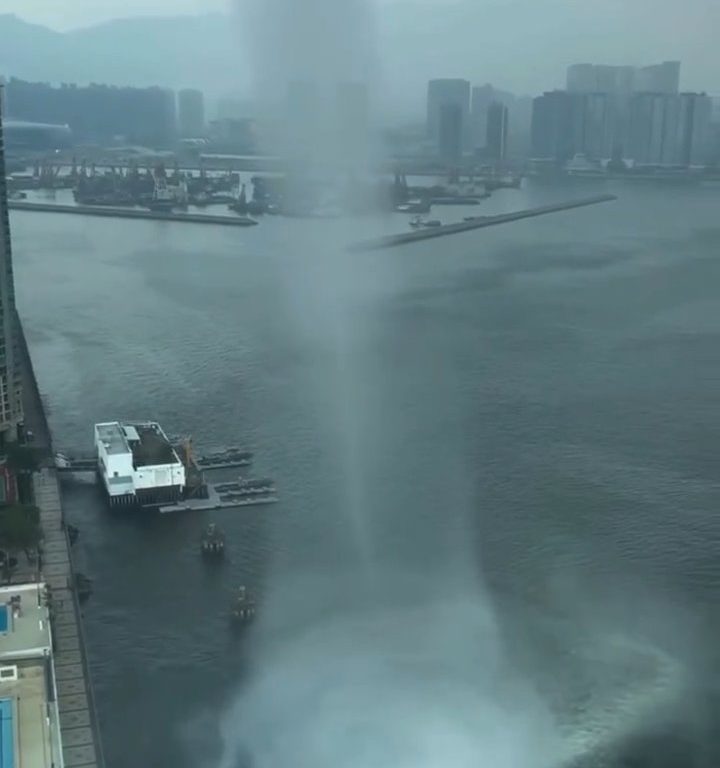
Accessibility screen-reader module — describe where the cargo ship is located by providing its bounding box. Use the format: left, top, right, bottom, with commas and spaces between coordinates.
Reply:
94, 421, 186, 507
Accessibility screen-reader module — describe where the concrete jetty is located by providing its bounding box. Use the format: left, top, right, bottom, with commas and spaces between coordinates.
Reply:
9, 200, 258, 227
348, 194, 618, 251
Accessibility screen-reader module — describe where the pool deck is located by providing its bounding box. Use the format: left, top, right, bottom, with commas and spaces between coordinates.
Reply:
34, 470, 103, 768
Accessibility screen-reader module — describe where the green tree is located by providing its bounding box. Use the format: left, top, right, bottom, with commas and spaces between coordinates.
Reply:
0, 504, 42, 557
4, 444, 42, 474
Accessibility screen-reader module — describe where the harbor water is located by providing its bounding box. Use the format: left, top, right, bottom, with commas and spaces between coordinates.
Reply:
11, 179, 720, 768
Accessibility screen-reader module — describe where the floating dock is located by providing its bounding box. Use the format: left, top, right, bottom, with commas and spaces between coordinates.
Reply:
8, 200, 258, 226
159, 486, 278, 514
348, 194, 618, 251
56, 424, 275, 512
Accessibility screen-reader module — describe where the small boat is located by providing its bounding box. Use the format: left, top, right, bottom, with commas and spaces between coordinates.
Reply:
201, 523, 225, 556
396, 199, 431, 214
231, 586, 256, 623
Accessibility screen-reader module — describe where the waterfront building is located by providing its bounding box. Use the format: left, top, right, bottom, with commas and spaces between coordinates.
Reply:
0, 89, 23, 446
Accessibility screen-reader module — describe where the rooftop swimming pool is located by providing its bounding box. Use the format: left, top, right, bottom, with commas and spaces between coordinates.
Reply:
0, 699, 14, 768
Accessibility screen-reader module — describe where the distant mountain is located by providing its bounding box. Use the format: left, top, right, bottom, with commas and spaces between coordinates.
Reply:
0, 13, 245, 94
0, 4, 715, 115
0, 9, 522, 120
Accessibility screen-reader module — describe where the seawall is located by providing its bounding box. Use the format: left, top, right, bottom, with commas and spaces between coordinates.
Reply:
17, 315, 106, 768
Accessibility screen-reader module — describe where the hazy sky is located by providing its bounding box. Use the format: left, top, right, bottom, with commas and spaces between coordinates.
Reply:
1, 0, 718, 97
0, 0, 229, 29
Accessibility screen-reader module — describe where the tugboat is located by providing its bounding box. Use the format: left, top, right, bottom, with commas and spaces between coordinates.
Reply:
231, 586, 256, 623
201, 523, 225, 556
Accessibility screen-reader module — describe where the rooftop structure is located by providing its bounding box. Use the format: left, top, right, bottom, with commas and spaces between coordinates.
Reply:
95, 421, 179, 467
0, 582, 63, 768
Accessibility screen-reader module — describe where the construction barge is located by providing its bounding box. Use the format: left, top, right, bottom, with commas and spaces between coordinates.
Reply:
56, 421, 277, 512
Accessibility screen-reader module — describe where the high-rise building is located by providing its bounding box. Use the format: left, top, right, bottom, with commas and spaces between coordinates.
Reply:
438, 103, 463, 163
635, 61, 681, 95
177, 89, 205, 138
582, 93, 615, 159
628, 93, 666, 164
486, 101, 509, 161
0, 89, 23, 444
567, 61, 680, 95
677, 92, 712, 165
628, 91, 711, 166
531, 90, 578, 161
470, 84, 495, 148
427, 79, 471, 152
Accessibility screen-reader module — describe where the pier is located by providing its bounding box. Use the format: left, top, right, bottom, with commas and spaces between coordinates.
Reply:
8, 200, 258, 226
348, 194, 618, 251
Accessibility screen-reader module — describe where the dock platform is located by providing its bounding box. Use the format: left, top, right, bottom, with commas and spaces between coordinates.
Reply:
159, 481, 278, 514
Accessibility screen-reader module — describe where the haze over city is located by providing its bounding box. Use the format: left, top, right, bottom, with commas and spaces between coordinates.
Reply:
0, 1, 717, 768
1, 0, 719, 103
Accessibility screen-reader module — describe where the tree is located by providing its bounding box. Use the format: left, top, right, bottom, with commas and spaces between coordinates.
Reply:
4, 444, 42, 474
3, 444, 43, 505
0, 504, 42, 556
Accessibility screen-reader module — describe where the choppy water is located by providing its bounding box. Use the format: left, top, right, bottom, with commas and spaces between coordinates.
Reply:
11, 180, 720, 768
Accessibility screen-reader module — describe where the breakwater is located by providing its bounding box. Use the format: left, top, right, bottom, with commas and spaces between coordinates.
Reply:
349, 195, 618, 251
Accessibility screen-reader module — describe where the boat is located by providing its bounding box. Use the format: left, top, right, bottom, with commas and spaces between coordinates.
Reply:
409, 216, 443, 229
396, 199, 431, 214
94, 421, 186, 508
201, 522, 225, 556
231, 586, 256, 622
